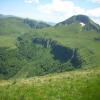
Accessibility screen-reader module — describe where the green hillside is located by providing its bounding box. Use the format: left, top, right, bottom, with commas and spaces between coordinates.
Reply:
0, 14, 100, 80
0, 15, 50, 35
0, 14, 100, 100
0, 67, 100, 100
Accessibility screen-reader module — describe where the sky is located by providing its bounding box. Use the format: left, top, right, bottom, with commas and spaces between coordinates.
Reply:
0, 0, 100, 24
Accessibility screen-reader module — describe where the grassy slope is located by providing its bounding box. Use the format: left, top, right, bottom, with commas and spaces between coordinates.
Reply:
0, 36, 15, 48
0, 17, 31, 35
0, 23, 100, 99
0, 67, 100, 100
0, 17, 32, 48
30, 25, 100, 67
0, 23, 100, 79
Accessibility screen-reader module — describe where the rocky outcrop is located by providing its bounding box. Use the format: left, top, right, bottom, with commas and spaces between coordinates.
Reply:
94, 37, 100, 42
32, 38, 82, 66
32, 38, 57, 48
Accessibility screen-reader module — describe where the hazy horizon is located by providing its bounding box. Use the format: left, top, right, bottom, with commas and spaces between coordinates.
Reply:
0, 0, 100, 24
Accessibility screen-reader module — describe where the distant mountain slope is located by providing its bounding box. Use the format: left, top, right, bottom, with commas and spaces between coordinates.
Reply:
0, 14, 51, 35
0, 17, 30, 35
23, 18, 50, 28
55, 15, 100, 32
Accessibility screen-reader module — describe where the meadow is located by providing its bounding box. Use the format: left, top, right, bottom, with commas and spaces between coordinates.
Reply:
0, 67, 100, 100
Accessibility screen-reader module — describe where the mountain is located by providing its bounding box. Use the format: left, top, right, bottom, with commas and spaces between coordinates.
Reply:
0, 14, 100, 100
0, 14, 14, 18
55, 15, 100, 32
23, 18, 51, 28
0, 14, 51, 35
48, 22, 56, 26
0, 14, 100, 79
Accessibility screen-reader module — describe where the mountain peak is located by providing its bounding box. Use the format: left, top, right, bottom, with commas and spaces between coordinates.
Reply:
56, 15, 100, 32
72, 15, 90, 24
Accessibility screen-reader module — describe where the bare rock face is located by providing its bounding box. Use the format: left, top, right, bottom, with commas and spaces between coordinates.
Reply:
32, 37, 82, 67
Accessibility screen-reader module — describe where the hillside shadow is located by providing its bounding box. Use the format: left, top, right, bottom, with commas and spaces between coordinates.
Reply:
32, 37, 82, 66
51, 44, 73, 63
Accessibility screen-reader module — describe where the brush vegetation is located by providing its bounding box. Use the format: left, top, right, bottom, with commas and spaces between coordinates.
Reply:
0, 14, 100, 99
0, 67, 100, 100
0, 14, 100, 79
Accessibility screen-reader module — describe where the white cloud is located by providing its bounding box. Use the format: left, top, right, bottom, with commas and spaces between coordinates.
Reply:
38, 0, 85, 14
87, 7, 100, 17
89, 0, 100, 3
24, 0, 39, 4
37, 0, 86, 22
36, 0, 100, 24
22, 0, 100, 24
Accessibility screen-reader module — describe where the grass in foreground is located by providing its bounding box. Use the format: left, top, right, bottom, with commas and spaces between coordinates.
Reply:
0, 67, 100, 100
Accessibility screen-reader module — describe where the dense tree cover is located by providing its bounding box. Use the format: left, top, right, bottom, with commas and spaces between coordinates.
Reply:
0, 34, 82, 79
0, 48, 23, 79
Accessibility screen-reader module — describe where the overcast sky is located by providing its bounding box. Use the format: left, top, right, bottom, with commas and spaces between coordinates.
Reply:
0, 0, 100, 24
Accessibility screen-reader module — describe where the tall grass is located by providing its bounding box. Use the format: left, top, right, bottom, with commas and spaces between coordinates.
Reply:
0, 68, 100, 100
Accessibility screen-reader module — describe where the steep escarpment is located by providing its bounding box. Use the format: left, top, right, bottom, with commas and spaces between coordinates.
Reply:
32, 37, 82, 65
0, 36, 83, 79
